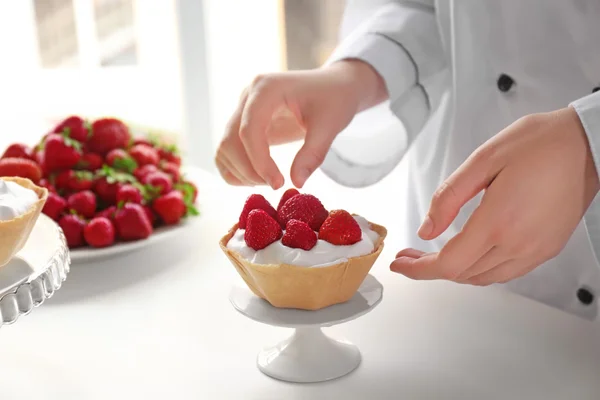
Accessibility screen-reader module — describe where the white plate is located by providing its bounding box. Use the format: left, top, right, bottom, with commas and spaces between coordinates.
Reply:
0, 214, 70, 327
69, 220, 191, 263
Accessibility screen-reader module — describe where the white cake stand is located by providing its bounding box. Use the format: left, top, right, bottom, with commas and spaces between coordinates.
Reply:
229, 274, 383, 383
0, 214, 70, 327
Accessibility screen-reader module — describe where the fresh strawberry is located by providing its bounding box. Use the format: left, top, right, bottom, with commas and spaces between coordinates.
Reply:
106, 148, 137, 173
129, 144, 159, 166
58, 214, 87, 248
152, 190, 186, 225
53, 116, 90, 143
67, 190, 96, 218
95, 205, 116, 220
133, 164, 158, 181
0, 157, 42, 183
276, 188, 300, 214
76, 152, 103, 171
278, 193, 328, 231
158, 145, 181, 166
170, 181, 199, 218
53, 170, 71, 192
43, 133, 82, 171
318, 210, 362, 245
238, 194, 277, 229
1, 144, 32, 160
84, 217, 115, 248
116, 184, 142, 205
32, 150, 49, 177
114, 203, 153, 241
142, 205, 157, 225
94, 177, 122, 205
88, 118, 131, 155
244, 209, 282, 250
53, 170, 93, 193
281, 219, 317, 250
106, 148, 128, 166
94, 165, 137, 204
38, 178, 56, 193
160, 161, 180, 182
133, 137, 154, 147
42, 193, 67, 221
142, 171, 172, 195
69, 170, 94, 191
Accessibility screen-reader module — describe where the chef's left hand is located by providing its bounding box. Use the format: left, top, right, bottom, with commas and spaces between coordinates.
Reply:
390, 106, 600, 285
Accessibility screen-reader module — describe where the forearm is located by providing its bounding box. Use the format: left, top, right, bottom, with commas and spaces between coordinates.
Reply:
325, 59, 389, 113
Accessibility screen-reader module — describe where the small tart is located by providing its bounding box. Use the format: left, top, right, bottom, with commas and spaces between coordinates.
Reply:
0, 177, 48, 268
219, 219, 387, 311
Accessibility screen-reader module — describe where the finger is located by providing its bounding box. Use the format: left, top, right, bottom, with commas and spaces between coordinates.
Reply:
290, 112, 341, 188
218, 155, 250, 185
239, 89, 284, 189
215, 159, 244, 186
463, 259, 535, 286
221, 93, 265, 185
391, 204, 495, 280
418, 148, 502, 240
395, 248, 426, 259
455, 246, 510, 281
390, 253, 440, 280
225, 139, 267, 185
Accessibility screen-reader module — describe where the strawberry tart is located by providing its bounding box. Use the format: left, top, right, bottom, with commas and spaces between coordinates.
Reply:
219, 189, 387, 310
0, 177, 48, 267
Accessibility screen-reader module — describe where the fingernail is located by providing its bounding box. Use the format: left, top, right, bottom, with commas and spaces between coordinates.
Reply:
418, 215, 433, 238
269, 175, 284, 190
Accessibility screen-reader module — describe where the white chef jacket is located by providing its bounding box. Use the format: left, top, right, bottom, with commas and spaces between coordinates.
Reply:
321, 0, 600, 320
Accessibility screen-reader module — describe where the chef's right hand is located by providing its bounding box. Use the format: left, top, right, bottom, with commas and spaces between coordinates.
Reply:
215, 60, 387, 189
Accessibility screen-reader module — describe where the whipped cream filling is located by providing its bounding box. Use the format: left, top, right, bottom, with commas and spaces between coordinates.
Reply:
227, 215, 379, 267
0, 180, 39, 221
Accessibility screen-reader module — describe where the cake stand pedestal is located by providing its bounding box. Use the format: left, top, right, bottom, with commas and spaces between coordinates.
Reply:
229, 274, 383, 383
0, 214, 70, 328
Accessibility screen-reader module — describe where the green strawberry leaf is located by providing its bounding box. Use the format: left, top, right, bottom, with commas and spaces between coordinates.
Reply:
62, 127, 71, 137
185, 204, 200, 217
117, 200, 125, 209
84, 120, 93, 139
74, 170, 93, 182
96, 165, 136, 184
174, 182, 195, 204
113, 156, 138, 174
159, 142, 179, 155
63, 135, 83, 151
36, 135, 49, 151
132, 182, 160, 203
146, 132, 161, 146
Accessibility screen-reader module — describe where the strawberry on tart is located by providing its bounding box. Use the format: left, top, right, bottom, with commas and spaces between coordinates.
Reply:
219, 189, 387, 310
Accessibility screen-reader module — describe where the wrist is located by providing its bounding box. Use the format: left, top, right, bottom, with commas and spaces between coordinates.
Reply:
565, 106, 600, 198
326, 59, 388, 112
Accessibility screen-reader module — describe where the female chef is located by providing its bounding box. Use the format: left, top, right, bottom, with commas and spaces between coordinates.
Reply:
215, 0, 600, 320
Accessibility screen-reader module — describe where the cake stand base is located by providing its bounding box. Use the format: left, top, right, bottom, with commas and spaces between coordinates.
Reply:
230, 274, 383, 383
257, 327, 360, 383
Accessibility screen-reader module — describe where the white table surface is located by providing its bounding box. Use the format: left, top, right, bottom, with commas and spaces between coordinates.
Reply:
1, 166, 599, 400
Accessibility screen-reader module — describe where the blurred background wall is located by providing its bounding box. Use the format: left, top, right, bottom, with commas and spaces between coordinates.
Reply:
0, 0, 346, 170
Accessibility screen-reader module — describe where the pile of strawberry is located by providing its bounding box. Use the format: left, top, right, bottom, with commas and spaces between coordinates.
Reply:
0, 116, 198, 249
238, 189, 362, 251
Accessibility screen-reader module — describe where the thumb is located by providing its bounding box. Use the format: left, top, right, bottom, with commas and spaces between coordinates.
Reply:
419, 151, 500, 240
290, 114, 340, 188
